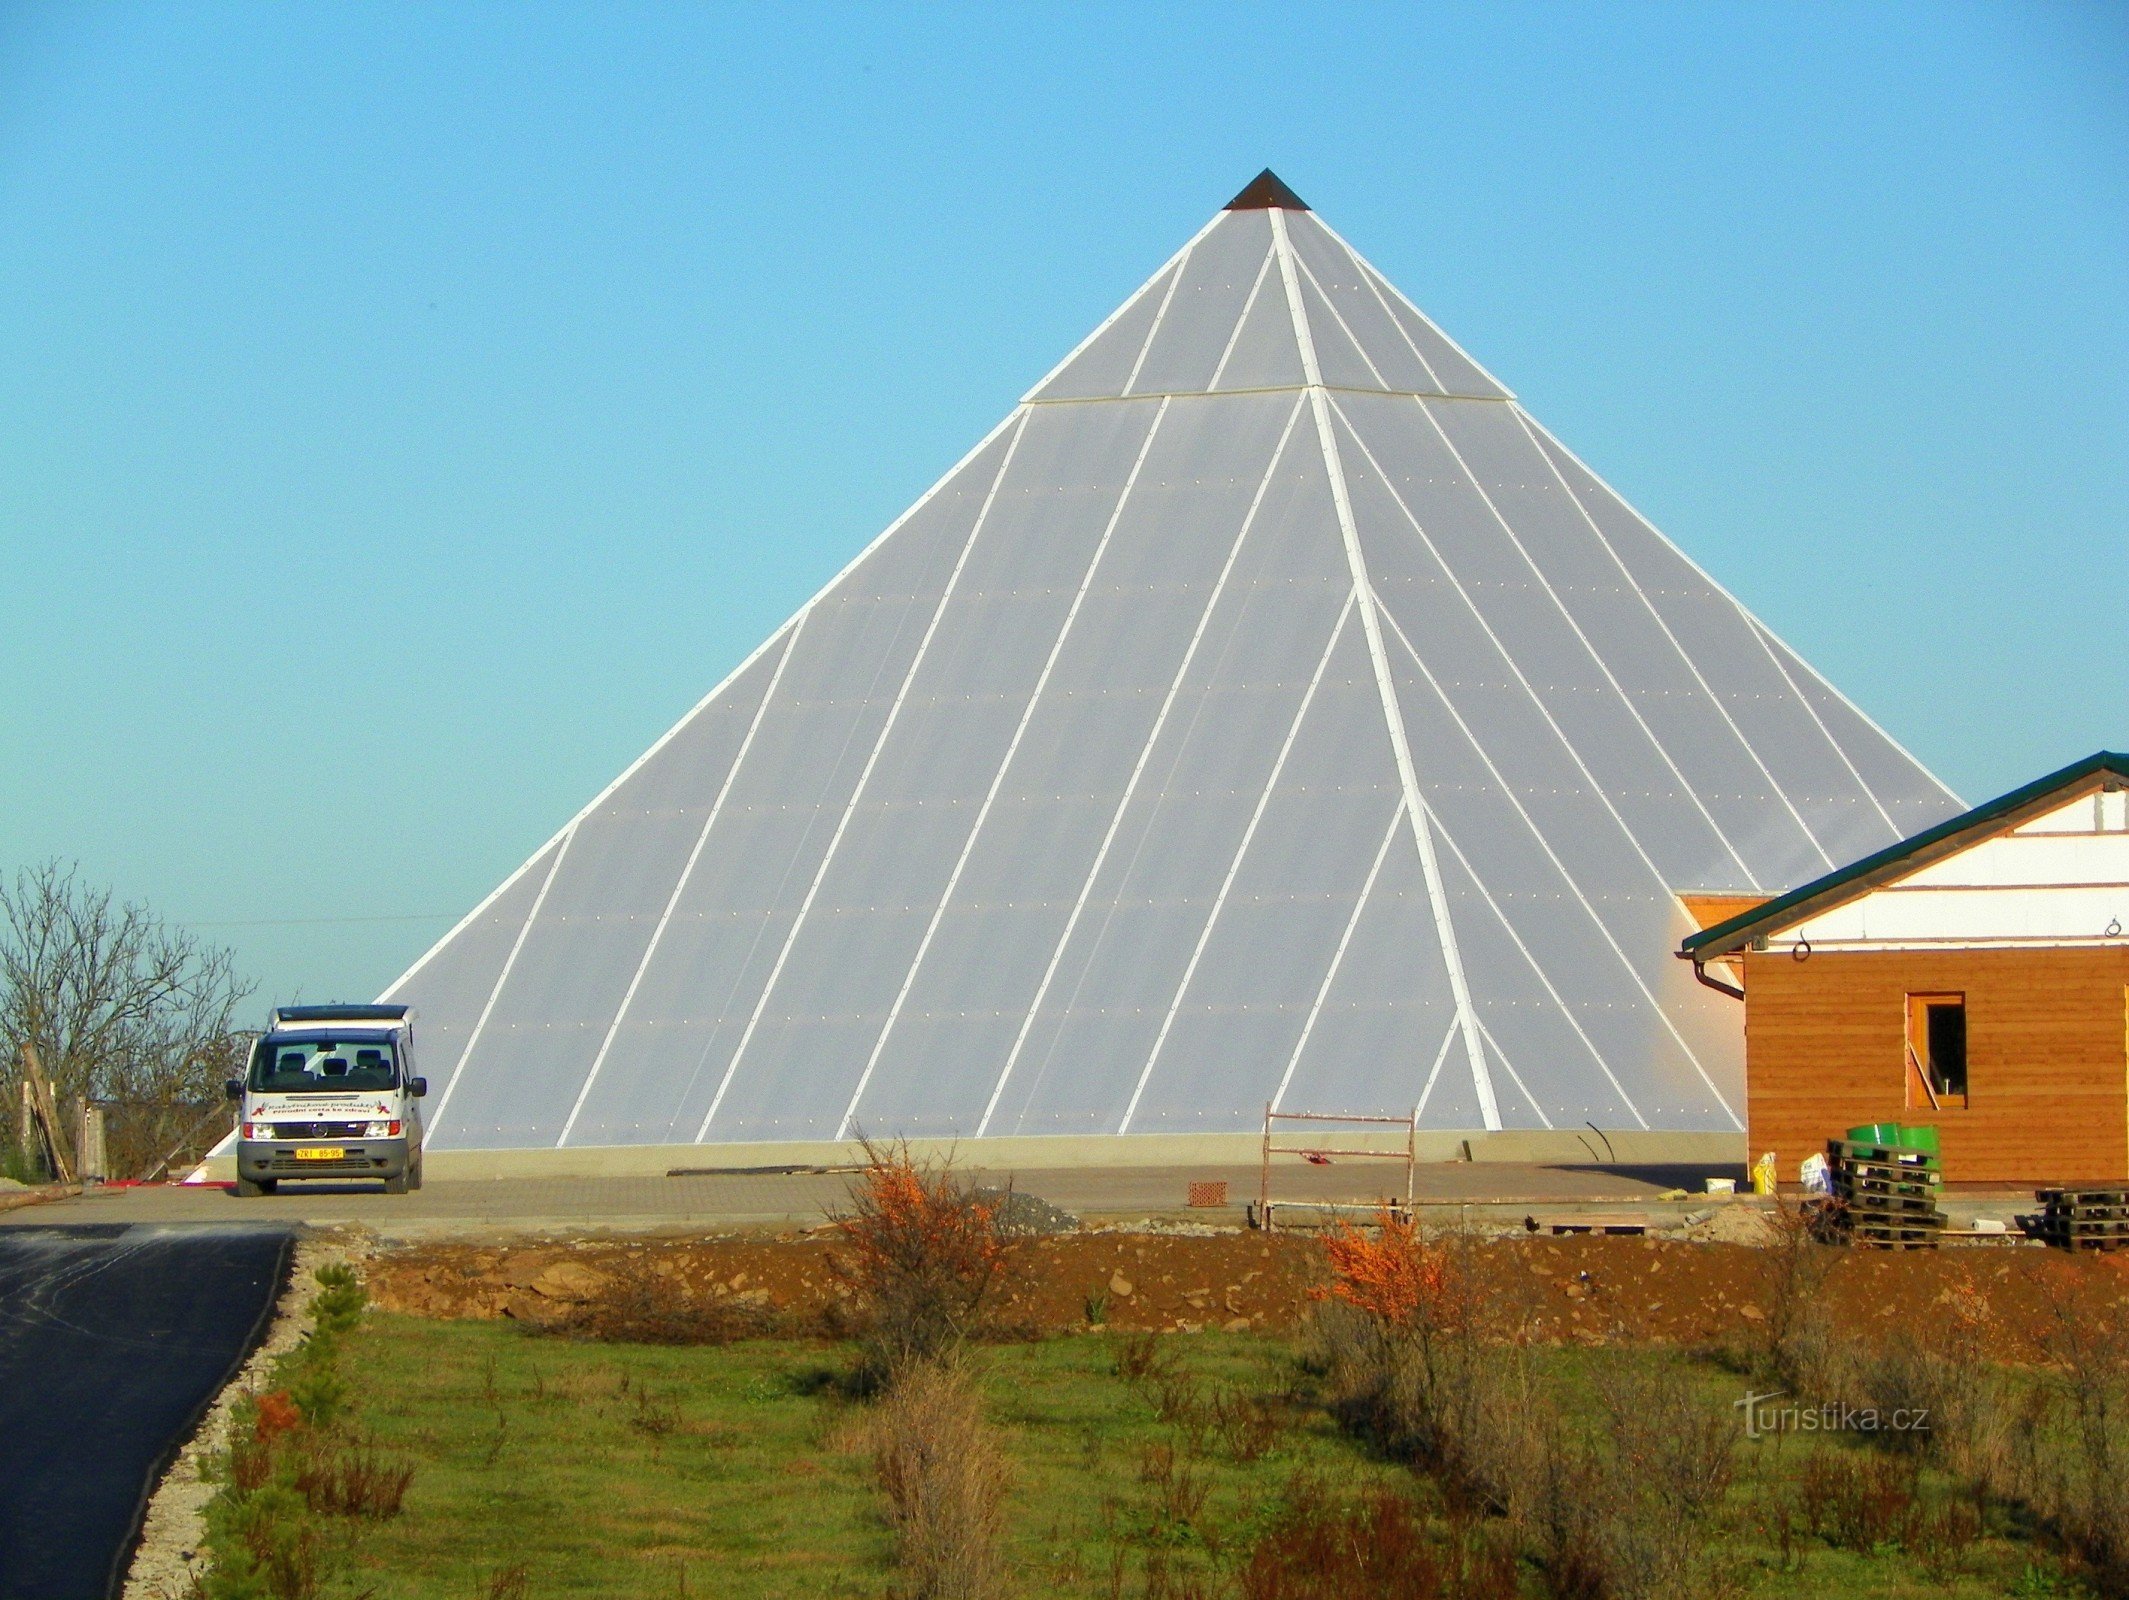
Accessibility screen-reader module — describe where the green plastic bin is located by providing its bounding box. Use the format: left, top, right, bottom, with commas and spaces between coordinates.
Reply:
1845, 1122, 1939, 1155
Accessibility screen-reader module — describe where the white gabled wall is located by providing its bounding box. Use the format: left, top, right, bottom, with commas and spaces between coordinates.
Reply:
1774, 789, 2129, 951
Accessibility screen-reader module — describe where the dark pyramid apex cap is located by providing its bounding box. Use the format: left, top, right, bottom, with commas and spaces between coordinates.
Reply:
1224, 169, 1309, 211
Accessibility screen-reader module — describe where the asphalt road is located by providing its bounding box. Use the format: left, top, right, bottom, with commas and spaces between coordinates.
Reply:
0, 1223, 292, 1600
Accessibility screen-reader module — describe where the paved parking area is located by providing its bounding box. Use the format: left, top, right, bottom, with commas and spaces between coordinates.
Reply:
1, 1160, 1735, 1240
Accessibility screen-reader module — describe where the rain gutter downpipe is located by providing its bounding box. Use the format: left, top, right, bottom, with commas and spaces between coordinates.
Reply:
1687, 954, 1745, 1002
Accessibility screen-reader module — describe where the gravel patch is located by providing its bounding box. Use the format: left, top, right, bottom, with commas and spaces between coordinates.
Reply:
973, 1187, 1080, 1237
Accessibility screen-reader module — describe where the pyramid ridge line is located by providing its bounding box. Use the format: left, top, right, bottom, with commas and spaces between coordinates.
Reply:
1293, 210, 1518, 402
375, 408, 1029, 1006
1022, 383, 1517, 407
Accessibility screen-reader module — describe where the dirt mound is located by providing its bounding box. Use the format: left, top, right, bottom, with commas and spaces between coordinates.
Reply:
1681, 1202, 1780, 1247
364, 1230, 2129, 1356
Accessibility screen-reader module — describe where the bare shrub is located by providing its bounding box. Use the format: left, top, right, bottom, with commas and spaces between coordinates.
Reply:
482, 1565, 530, 1600
291, 1445, 416, 1518
1208, 1386, 1287, 1464
1139, 1552, 1220, 1600
1518, 1414, 1609, 1600
872, 1359, 1013, 1600
1748, 1196, 1844, 1393
832, 1142, 1014, 1386
628, 1383, 681, 1438
1137, 1442, 1211, 1536
1236, 1473, 1519, 1600
1797, 1449, 1919, 1551
2026, 1271, 2129, 1588
1909, 1493, 1985, 1581
1113, 1332, 1172, 1384
226, 1434, 273, 1494
1147, 1369, 1213, 1454
1843, 1281, 2010, 1482
1588, 1365, 1737, 1600
1148, 1368, 1206, 1425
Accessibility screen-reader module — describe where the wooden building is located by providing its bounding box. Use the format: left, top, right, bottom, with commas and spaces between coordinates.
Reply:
1681, 753, 2129, 1185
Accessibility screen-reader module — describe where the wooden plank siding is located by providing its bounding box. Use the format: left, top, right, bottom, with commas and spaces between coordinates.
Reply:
1741, 945, 2129, 1185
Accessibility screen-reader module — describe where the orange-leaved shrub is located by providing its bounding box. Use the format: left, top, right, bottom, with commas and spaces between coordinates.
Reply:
831, 1141, 1014, 1385
254, 1390, 302, 1443
1322, 1206, 1453, 1328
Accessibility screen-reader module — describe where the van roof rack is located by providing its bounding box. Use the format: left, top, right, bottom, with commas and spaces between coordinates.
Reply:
271, 1004, 409, 1022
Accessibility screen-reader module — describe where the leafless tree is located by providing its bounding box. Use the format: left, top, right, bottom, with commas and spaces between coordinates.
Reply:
1, 860, 255, 1179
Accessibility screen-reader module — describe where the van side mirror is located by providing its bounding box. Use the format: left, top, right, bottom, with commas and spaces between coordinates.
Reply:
408, 1077, 428, 1098
224, 1079, 244, 1101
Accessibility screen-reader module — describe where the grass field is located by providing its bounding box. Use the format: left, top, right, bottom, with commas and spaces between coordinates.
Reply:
273, 1312, 2068, 1599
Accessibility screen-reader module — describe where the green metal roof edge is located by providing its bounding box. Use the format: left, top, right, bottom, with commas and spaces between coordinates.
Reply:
1680, 750, 2129, 961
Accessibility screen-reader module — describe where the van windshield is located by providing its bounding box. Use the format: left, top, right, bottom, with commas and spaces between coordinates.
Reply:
249, 1035, 399, 1093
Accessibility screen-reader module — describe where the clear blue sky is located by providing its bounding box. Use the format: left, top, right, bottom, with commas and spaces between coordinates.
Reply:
3, 3, 2125, 1009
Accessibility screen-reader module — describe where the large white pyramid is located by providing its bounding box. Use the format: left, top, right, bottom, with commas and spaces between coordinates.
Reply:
389, 172, 1961, 1151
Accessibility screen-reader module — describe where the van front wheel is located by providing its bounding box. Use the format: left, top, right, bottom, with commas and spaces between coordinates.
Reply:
235, 1177, 274, 1198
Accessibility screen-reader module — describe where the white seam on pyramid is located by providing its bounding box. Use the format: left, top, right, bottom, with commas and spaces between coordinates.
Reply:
1122, 246, 1193, 397
1020, 212, 1222, 404
1273, 206, 1498, 1133
377, 408, 1028, 1007
976, 394, 1310, 1138
838, 396, 1174, 1142
1741, 612, 1902, 839
376, 816, 586, 1005
1396, 736, 1626, 1123
1119, 591, 1356, 1135
1332, 399, 1683, 896
1207, 243, 1278, 392
1021, 384, 1517, 407
1508, 405, 1839, 872
1413, 1019, 1461, 1120
1271, 797, 1405, 1115
1399, 393, 1758, 888
1376, 600, 1736, 1127
1412, 797, 1632, 1129
696, 410, 1032, 1143
1351, 248, 1448, 395
556, 614, 808, 1148
1291, 254, 1391, 388
1472, 1014, 1553, 1130
426, 827, 574, 1143
1513, 404, 1956, 811
1302, 213, 1516, 401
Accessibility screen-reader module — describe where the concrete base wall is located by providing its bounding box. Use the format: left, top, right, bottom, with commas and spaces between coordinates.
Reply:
192, 1129, 1743, 1182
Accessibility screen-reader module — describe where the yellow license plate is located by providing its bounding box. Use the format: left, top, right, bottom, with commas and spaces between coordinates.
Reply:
294, 1147, 344, 1161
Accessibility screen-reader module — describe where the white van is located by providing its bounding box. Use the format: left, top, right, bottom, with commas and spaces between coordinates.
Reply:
228, 1004, 427, 1196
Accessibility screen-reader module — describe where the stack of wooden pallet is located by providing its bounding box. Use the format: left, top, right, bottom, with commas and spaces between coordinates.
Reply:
2036, 1188, 2129, 1252
1827, 1137, 1944, 1249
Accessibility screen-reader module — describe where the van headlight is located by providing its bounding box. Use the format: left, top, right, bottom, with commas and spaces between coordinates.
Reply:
363, 1120, 402, 1138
